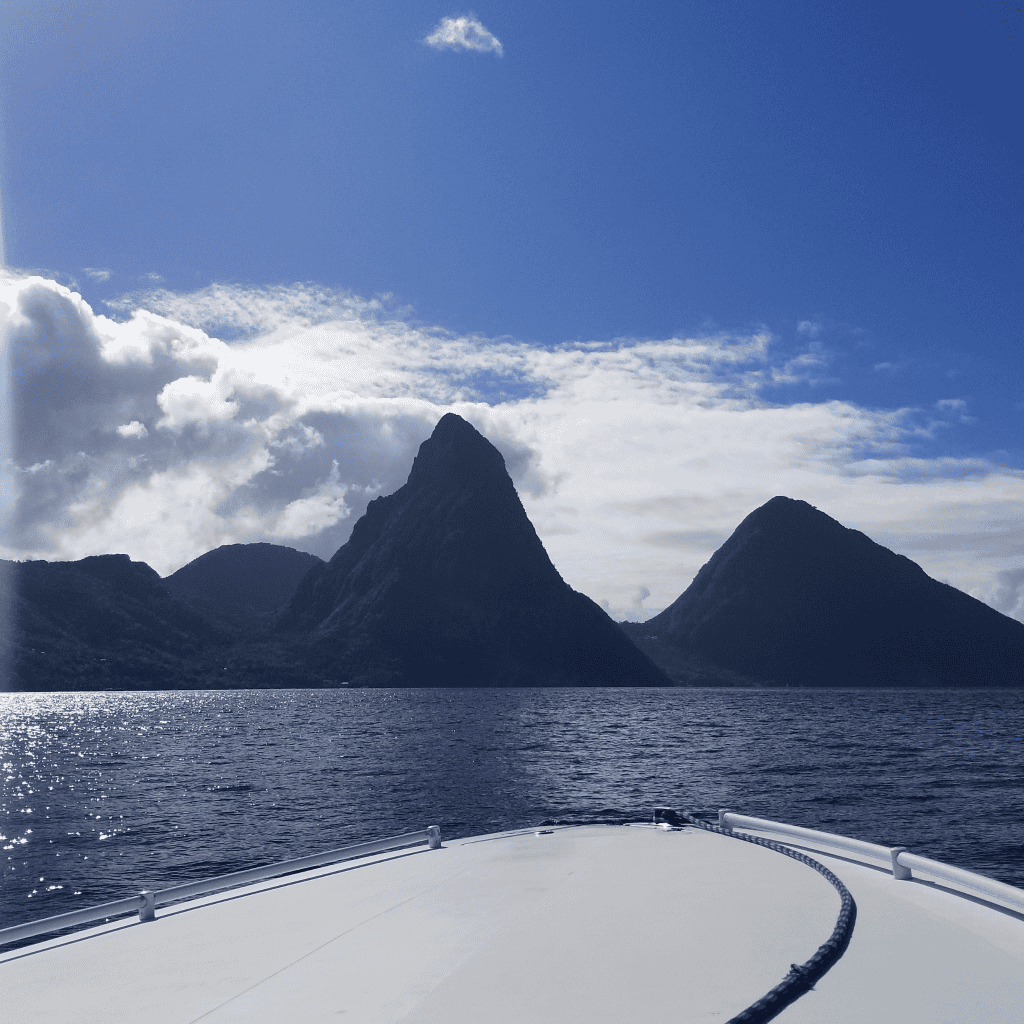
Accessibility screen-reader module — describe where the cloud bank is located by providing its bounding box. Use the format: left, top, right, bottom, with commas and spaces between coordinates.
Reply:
424, 16, 503, 56
2, 269, 1023, 622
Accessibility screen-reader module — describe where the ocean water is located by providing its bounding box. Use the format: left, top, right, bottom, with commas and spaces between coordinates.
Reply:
2, 687, 1023, 931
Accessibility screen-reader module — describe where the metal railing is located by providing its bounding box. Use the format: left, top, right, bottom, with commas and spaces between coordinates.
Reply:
718, 810, 1024, 914
892, 850, 1024, 913
718, 812, 893, 866
0, 825, 441, 948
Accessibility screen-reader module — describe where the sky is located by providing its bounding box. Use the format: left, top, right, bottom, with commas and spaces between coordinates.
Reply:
0, 0, 1021, 621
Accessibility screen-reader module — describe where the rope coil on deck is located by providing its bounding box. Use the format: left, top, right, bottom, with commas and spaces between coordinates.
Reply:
655, 807, 858, 1024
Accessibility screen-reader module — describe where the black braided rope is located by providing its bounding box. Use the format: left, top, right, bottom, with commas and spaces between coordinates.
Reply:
656, 808, 857, 1024
537, 809, 857, 1022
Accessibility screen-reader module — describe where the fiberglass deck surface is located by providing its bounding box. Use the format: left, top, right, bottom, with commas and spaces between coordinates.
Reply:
2, 824, 1023, 1023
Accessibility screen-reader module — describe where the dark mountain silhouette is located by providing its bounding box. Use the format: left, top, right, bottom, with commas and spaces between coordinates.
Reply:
2, 554, 222, 690
621, 496, 1024, 687
279, 413, 670, 686
7, 471, 1021, 691
163, 543, 323, 631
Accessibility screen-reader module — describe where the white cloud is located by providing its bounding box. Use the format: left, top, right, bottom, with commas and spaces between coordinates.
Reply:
934, 398, 977, 425
992, 567, 1024, 619
82, 268, 111, 282
424, 16, 503, 56
105, 282, 383, 339
618, 585, 655, 622
268, 461, 351, 540
44, 447, 276, 571
116, 420, 148, 439
156, 375, 240, 432
2, 269, 1024, 625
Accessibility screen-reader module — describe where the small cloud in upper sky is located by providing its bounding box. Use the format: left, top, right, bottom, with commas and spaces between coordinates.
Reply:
116, 421, 149, 439
82, 268, 111, 282
145, 272, 163, 282
797, 320, 821, 337
936, 398, 977, 423
424, 16, 503, 56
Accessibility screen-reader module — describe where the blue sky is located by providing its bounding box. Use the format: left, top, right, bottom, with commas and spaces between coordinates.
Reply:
0, 1, 1022, 620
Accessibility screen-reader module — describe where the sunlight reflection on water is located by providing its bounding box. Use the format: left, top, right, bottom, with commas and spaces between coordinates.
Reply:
2, 687, 1022, 928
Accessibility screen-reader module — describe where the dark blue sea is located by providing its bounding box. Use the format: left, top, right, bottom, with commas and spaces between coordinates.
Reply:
2, 687, 1023, 931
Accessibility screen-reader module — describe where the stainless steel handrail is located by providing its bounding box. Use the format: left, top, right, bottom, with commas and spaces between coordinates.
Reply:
0, 825, 441, 947
0, 896, 144, 948
894, 850, 1024, 913
719, 812, 893, 864
151, 828, 438, 908
718, 810, 1024, 914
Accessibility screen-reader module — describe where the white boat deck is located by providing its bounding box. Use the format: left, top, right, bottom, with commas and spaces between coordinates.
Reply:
3, 823, 1023, 1023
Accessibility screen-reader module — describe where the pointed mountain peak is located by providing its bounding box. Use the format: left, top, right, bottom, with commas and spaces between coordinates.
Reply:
753, 495, 813, 515
431, 412, 489, 444
406, 413, 506, 489
640, 495, 1024, 687
741, 496, 839, 533
281, 413, 669, 687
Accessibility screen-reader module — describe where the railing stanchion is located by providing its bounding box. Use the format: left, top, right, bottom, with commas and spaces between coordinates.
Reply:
427, 826, 441, 849
890, 847, 913, 881
718, 809, 733, 831
138, 891, 156, 922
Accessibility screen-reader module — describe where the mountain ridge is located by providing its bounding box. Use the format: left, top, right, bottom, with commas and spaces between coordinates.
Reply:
623, 496, 1024, 687
1, 554, 222, 690
278, 413, 670, 687
163, 543, 323, 632
3, 456, 1023, 690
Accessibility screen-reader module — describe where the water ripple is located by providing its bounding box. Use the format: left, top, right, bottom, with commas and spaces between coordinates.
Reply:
1, 687, 1022, 930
